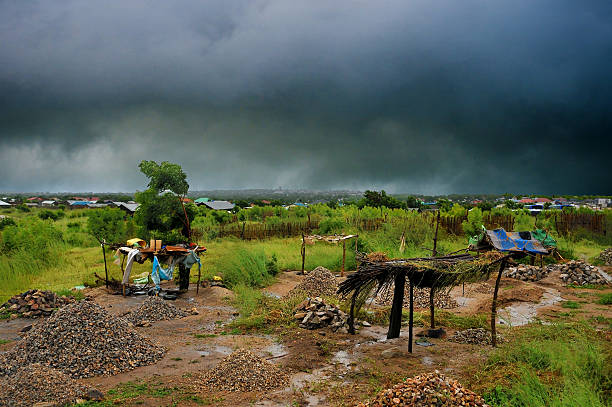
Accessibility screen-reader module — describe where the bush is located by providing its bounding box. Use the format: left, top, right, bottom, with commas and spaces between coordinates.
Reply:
38, 209, 64, 221
317, 217, 346, 234
462, 208, 483, 237
265, 254, 279, 276
0, 217, 16, 230
1, 218, 63, 254
86, 207, 128, 243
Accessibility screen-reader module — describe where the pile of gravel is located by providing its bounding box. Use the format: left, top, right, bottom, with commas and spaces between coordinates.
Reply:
294, 297, 347, 330
504, 264, 553, 282
288, 266, 338, 297
598, 248, 612, 266
1, 290, 75, 319
555, 260, 611, 286
197, 349, 289, 392
376, 286, 458, 309
0, 364, 96, 407
357, 371, 488, 406
448, 328, 505, 345
0, 300, 166, 379
126, 296, 188, 326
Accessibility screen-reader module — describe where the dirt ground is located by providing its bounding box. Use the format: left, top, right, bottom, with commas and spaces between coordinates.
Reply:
1, 267, 611, 406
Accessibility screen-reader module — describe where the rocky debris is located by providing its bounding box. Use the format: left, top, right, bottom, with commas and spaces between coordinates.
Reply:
0, 364, 95, 407
555, 260, 610, 286
598, 248, 612, 266
197, 349, 288, 392
294, 297, 347, 330
0, 290, 75, 318
288, 266, 338, 297
126, 296, 189, 326
0, 301, 165, 379
504, 264, 553, 282
448, 328, 505, 345
376, 286, 458, 309
358, 371, 489, 406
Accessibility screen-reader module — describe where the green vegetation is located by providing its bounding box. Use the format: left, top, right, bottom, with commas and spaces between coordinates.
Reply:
596, 293, 612, 305
562, 301, 582, 309
479, 323, 611, 407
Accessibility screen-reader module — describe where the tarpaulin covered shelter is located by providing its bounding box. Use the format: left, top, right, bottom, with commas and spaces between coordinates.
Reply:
469, 228, 556, 255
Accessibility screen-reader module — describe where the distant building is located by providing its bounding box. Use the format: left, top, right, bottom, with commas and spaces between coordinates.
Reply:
194, 198, 210, 205
41, 200, 58, 207
0, 200, 10, 208
201, 201, 235, 210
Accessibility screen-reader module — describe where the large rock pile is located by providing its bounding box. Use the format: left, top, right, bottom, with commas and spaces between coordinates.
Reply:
0, 300, 166, 379
357, 371, 489, 406
197, 349, 288, 392
288, 266, 338, 297
0, 290, 75, 318
0, 364, 97, 407
294, 297, 347, 330
556, 260, 610, 286
504, 264, 553, 282
376, 286, 458, 309
598, 248, 612, 266
448, 328, 505, 345
126, 296, 189, 326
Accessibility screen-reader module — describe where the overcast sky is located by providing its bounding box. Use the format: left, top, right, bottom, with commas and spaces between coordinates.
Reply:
1, 0, 611, 194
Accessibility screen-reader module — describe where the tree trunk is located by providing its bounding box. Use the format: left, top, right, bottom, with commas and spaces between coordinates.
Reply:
387, 271, 406, 339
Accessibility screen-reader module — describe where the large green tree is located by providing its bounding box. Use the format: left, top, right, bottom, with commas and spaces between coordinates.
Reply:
134, 160, 196, 242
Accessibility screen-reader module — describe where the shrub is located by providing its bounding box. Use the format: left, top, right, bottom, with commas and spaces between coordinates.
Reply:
38, 209, 64, 221
0, 217, 16, 230
265, 254, 279, 276
318, 217, 346, 234
86, 207, 128, 243
462, 208, 483, 237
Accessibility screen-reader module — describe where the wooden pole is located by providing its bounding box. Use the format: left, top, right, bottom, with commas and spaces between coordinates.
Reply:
387, 271, 406, 339
101, 240, 109, 289
348, 292, 357, 334
408, 279, 414, 353
341, 239, 346, 277
491, 259, 508, 347
120, 254, 126, 296
432, 210, 440, 257
429, 286, 435, 329
196, 259, 201, 295
301, 233, 306, 275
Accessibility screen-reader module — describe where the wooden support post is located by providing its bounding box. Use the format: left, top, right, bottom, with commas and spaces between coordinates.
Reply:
120, 254, 126, 297
341, 239, 346, 277
432, 210, 440, 257
101, 240, 109, 289
429, 286, 435, 329
348, 292, 357, 334
491, 259, 508, 347
301, 233, 306, 275
408, 279, 414, 353
387, 271, 406, 339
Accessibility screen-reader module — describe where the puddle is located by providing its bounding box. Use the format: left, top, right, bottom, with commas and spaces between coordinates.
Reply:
455, 296, 474, 307
422, 356, 434, 365
499, 288, 563, 326
262, 341, 287, 358
196, 344, 233, 356
332, 350, 352, 367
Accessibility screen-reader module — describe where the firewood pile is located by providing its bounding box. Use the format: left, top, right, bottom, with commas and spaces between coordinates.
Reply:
0, 290, 75, 319
294, 297, 347, 330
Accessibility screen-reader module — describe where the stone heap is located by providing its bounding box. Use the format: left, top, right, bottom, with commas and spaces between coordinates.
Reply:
0, 301, 166, 379
294, 297, 347, 330
357, 371, 489, 407
0, 290, 75, 318
448, 328, 505, 345
196, 349, 288, 392
556, 260, 610, 286
0, 364, 100, 407
376, 286, 458, 309
126, 296, 189, 326
504, 264, 553, 282
598, 248, 612, 266
288, 266, 338, 297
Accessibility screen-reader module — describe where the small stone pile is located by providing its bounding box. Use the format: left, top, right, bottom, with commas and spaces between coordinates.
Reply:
357, 371, 489, 407
294, 297, 347, 330
288, 266, 338, 297
598, 248, 612, 266
0, 300, 166, 379
0, 364, 97, 407
556, 260, 610, 286
504, 264, 553, 282
376, 286, 458, 309
126, 296, 189, 326
448, 328, 505, 345
0, 290, 75, 318
197, 349, 288, 392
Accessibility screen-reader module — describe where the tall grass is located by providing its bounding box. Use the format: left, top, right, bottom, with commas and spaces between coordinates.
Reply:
480, 323, 611, 407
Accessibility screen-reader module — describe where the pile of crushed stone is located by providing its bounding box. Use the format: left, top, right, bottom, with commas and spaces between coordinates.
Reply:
126, 296, 189, 326
196, 349, 289, 392
598, 248, 612, 266
448, 328, 505, 345
0, 300, 165, 379
357, 371, 489, 406
1, 289, 75, 319
376, 286, 458, 309
288, 266, 338, 297
0, 364, 98, 407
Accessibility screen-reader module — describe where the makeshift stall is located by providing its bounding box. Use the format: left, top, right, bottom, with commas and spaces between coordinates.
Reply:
300, 234, 358, 276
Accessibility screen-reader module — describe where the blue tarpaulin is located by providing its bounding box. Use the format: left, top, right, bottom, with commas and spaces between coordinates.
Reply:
481, 228, 549, 254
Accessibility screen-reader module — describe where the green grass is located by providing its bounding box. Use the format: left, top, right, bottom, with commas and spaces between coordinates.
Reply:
596, 293, 612, 305
562, 300, 581, 309
477, 323, 611, 407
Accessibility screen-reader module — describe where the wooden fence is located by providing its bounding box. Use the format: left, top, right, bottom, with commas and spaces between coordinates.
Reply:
439, 215, 514, 235
218, 220, 319, 239
552, 212, 607, 236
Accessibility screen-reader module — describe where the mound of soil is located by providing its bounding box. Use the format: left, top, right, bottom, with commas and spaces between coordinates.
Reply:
0, 300, 166, 379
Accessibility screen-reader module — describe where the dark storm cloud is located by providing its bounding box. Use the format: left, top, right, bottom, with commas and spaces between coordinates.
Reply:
1, 0, 611, 193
